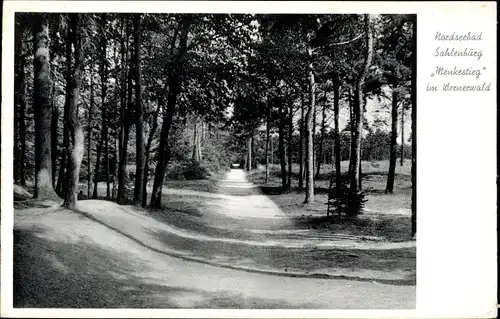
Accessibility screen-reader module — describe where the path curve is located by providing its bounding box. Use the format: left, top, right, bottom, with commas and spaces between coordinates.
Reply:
165, 169, 416, 250
15, 206, 415, 308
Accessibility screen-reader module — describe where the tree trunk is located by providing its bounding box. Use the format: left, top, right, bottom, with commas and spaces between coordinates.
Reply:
386, 89, 398, 193
191, 116, 203, 162
50, 16, 60, 188
150, 18, 191, 208
56, 83, 69, 194
19, 94, 27, 186
251, 134, 255, 169
33, 14, 58, 200
51, 93, 59, 187
411, 16, 417, 237
87, 80, 94, 197
113, 135, 119, 199
99, 22, 110, 199
117, 124, 130, 203
359, 123, 363, 190
142, 75, 168, 206
117, 18, 128, 203
18, 66, 27, 186
142, 103, 161, 207
333, 83, 342, 190
350, 14, 373, 192
200, 122, 205, 161
304, 46, 315, 204
400, 106, 405, 166
14, 21, 21, 183
277, 99, 287, 189
348, 87, 355, 178
142, 20, 179, 207
62, 14, 84, 209
117, 21, 124, 165
287, 103, 293, 188
55, 25, 73, 195
315, 104, 326, 179
50, 83, 57, 187
247, 135, 252, 171
117, 28, 134, 204
92, 134, 103, 198
192, 119, 198, 160
265, 101, 271, 184
149, 79, 178, 208
298, 93, 305, 189
197, 123, 202, 161
141, 22, 179, 206
357, 95, 369, 191
270, 134, 274, 167
312, 101, 317, 176
15, 22, 27, 185
105, 134, 110, 197
101, 106, 109, 198
331, 139, 335, 168
133, 14, 145, 205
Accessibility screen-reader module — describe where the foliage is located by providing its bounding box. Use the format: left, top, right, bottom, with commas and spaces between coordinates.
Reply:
327, 187, 367, 219
14, 12, 414, 215
166, 159, 209, 180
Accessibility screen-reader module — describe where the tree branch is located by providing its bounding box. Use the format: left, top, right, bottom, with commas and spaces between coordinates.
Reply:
328, 32, 365, 47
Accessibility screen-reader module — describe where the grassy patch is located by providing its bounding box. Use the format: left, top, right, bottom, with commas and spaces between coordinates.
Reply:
164, 176, 221, 194
152, 229, 416, 284
289, 215, 413, 241
247, 160, 413, 241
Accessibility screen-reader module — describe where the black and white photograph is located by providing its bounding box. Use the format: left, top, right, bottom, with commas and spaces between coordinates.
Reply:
9, 11, 417, 309
1, 1, 497, 317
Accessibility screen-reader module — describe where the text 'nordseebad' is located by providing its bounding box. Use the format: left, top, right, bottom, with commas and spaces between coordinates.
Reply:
434, 31, 483, 60
435, 31, 483, 41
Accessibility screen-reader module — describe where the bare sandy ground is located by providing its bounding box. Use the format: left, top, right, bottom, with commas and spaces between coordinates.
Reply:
15, 205, 415, 308
161, 170, 415, 250
30, 170, 414, 282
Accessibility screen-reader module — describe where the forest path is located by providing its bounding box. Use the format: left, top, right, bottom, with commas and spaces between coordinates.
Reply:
207, 168, 290, 220
13, 170, 415, 308
165, 169, 415, 250
15, 204, 415, 309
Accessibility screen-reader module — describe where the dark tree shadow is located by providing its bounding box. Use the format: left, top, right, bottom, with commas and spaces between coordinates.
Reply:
13, 227, 323, 308
14, 228, 191, 308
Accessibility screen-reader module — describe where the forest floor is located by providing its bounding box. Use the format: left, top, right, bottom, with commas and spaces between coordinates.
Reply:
246, 160, 413, 241
152, 166, 416, 283
13, 160, 415, 308
14, 200, 415, 308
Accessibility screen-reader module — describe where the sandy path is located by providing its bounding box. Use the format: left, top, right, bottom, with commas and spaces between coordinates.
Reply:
69, 197, 415, 251
14, 207, 415, 309
161, 169, 416, 250
13, 170, 415, 308
208, 169, 289, 219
